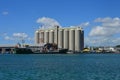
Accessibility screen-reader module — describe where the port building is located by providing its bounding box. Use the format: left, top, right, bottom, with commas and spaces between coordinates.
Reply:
35, 26, 84, 52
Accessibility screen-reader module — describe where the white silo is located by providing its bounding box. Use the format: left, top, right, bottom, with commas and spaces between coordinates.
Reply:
49, 30, 54, 43
35, 30, 39, 44
44, 30, 49, 44
75, 28, 81, 51
58, 29, 63, 48
39, 31, 44, 44
69, 29, 75, 51
63, 29, 69, 49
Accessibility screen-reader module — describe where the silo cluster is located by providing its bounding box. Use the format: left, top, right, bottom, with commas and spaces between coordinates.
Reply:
35, 27, 84, 51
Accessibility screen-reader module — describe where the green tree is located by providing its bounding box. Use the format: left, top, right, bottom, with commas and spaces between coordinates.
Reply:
116, 45, 120, 47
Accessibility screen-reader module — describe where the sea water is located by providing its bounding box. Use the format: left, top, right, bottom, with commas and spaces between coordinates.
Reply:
0, 53, 120, 80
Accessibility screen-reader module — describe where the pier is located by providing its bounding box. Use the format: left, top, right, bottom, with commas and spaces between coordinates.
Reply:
0, 45, 42, 54
0, 45, 15, 54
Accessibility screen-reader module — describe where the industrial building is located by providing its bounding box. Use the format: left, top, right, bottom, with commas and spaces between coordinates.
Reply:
35, 26, 84, 52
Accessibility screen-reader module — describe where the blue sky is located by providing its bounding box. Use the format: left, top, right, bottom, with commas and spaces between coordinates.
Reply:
0, 0, 120, 46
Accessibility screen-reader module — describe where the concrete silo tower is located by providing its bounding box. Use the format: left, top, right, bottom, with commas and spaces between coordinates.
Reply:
58, 29, 64, 48
44, 30, 49, 44
63, 29, 69, 49
35, 30, 39, 44
69, 29, 75, 51
49, 30, 54, 43
75, 28, 81, 51
39, 31, 44, 44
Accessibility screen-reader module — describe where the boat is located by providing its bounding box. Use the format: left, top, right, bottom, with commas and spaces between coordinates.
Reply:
13, 48, 68, 54
13, 48, 33, 54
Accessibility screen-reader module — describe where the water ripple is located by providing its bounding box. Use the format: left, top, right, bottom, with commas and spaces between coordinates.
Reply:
0, 54, 120, 80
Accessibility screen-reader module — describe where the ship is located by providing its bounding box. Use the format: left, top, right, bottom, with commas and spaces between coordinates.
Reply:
13, 48, 33, 54
13, 48, 68, 54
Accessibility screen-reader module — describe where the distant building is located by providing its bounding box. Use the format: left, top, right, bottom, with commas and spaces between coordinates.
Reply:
35, 26, 84, 51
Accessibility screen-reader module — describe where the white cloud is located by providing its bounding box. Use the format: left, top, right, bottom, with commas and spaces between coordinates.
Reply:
4, 36, 11, 40
69, 22, 89, 29
0, 33, 7, 37
94, 17, 112, 23
79, 22, 90, 27
87, 17, 120, 46
27, 37, 34, 41
37, 17, 61, 29
36, 17, 90, 29
3, 33, 34, 44
95, 17, 120, 28
85, 37, 120, 46
112, 38, 120, 44
2, 11, 9, 15
89, 26, 113, 37
89, 17, 120, 37
13, 33, 28, 39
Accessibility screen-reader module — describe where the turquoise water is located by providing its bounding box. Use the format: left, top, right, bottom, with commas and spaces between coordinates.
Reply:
0, 54, 120, 80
